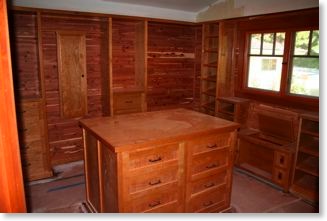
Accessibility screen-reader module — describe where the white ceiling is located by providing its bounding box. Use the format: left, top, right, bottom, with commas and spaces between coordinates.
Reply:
12, 0, 318, 22
103, 0, 219, 12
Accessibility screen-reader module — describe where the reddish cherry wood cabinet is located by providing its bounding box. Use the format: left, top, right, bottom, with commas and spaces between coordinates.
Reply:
80, 109, 239, 212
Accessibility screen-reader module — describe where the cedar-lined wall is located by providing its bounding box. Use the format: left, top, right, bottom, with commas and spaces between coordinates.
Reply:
10, 9, 200, 166
10, 11, 40, 100
112, 18, 139, 89
147, 22, 197, 111
40, 13, 108, 165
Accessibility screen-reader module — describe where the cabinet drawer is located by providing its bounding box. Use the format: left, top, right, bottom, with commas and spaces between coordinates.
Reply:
126, 183, 179, 212
272, 168, 289, 187
113, 92, 144, 115
190, 171, 227, 195
188, 133, 231, 155
274, 151, 291, 169
187, 185, 227, 212
128, 143, 179, 170
191, 148, 228, 176
128, 163, 179, 194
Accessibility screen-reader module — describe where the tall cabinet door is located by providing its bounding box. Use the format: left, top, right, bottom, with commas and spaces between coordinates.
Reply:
57, 32, 87, 118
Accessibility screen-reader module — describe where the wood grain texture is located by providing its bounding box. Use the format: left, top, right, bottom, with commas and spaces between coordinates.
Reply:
0, 0, 26, 212
81, 109, 239, 212
80, 108, 239, 152
147, 22, 197, 111
9, 11, 40, 99
57, 32, 87, 118
41, 13, 108, 165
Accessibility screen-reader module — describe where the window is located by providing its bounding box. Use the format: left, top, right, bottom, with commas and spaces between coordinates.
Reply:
245, 29, 319, 98
247, 32, 285, 92
289, 30, 319, 97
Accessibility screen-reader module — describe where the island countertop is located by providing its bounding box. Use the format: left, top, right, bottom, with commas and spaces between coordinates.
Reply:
79, 108, 239, 152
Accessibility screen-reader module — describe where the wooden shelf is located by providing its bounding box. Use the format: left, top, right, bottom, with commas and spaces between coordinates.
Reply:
296, 155, 319, 177
205, 35, 219, 38
203, 62, 217, 68
200, 23, 219, 116
301, 129, 319, 137
291, 113, 319, 204
201, 76, 217, 82
202, 88, 216, 97
204, 49, 218, 53
201, 102, 215, 111
292, 172, 319, 203
299, 134, 319, 157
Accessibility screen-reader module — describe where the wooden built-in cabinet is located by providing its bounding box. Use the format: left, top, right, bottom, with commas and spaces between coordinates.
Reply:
200, 23, 219, 116
291, 113, 319, 205
235, 105, 298, 191
80, 109, 239, 212
216, 96, 249, 124
111, 18, 147, 115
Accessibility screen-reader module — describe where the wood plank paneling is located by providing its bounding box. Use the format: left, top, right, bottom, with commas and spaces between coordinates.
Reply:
9, 11, 40, 99
0, 0, 26, 212
147, 22, 197, 111
41, 13, 108, 165
112, 18, 145, 90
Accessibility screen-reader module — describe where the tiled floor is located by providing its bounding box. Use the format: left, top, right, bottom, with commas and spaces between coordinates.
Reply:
25, 161, 318, 213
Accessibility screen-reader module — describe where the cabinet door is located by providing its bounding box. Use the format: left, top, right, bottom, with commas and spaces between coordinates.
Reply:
57, 32, 87, 118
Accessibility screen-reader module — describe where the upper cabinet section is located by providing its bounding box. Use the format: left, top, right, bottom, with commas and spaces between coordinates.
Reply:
10, 11, 41, 100
112, 18, 147, 92
200, 23, 219, 116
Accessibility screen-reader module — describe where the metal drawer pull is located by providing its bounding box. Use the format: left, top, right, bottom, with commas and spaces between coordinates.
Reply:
207, 144, 218, 149
148, 200, 161, 208
203, 201, 213, 207
206, 163, 217, 169
204, 182, 215, 188
149, 156, 162, 163
149, 179, 162, 186
125, 100, 133, 104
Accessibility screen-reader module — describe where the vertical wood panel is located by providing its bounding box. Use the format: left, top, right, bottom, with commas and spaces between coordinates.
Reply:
57, 32, 87, 118
147, 22, 197, 111
0, 0, 26, 212
41, 14, 108, 165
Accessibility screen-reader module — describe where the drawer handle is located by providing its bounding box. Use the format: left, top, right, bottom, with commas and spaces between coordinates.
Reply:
125, 100, 133, 104
206, 163, 217, 169
149, 156, 162, 163
203, 201, 213, 207
278, 172, 283, 180
149, 179, 161, 186
279, 156, 285, 165
207, 143, 218, 149
148, 200, 161, 208
204, 182, 215, 188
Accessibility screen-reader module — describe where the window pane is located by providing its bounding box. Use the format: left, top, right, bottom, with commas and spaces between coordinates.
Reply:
275, 32, 285, 55
250, 33, 261, 54
290, 57, 319, 97
294, 31, 310, 55
310, 30, 319, 55
248, 56, 282, 91
262, 33, 274, 55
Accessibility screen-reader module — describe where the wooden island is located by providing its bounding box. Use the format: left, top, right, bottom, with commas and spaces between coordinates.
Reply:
79, 108, 239, 213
